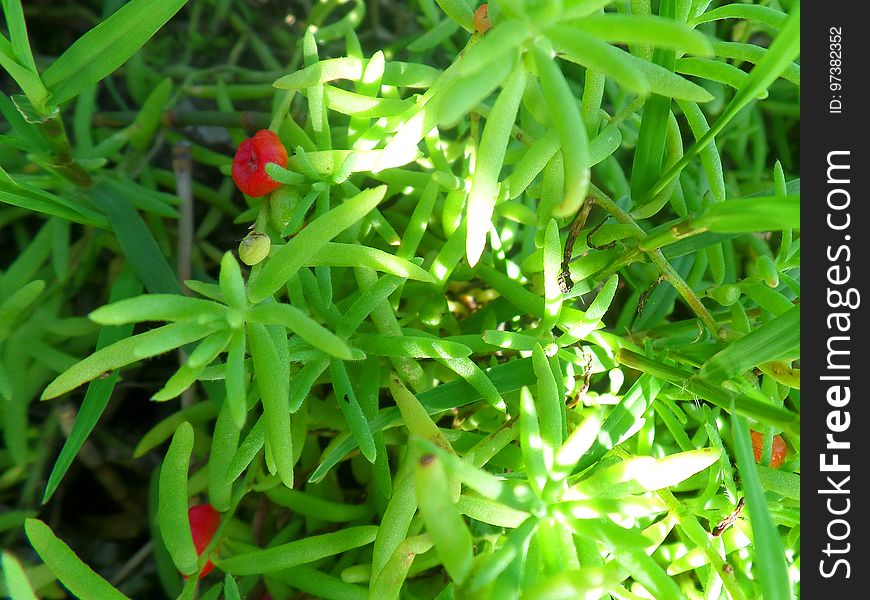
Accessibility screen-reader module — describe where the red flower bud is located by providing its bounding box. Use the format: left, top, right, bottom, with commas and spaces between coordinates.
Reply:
188, 503, 221, 578
473, 4, 491, 34
231, 130, 288, 198
749, 430, 787, 469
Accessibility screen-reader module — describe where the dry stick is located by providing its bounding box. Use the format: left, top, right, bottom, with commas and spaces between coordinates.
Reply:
557, 197, 594, 294
173, 143, 196, 408
637, 274, 667, 318
173, 142, 195, 293
111, 541, 154, 586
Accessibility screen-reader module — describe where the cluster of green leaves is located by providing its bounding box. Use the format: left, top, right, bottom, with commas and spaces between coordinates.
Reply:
2, 0, 799, 598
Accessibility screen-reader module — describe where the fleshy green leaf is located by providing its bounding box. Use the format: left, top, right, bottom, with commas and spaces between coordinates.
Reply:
42, 321, 215, 400
219, 526, 378, 575
157, 422, 197, 575
249, 185, 387, 302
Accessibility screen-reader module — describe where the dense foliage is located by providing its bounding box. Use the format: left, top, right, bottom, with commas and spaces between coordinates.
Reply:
1, 1, 800, 599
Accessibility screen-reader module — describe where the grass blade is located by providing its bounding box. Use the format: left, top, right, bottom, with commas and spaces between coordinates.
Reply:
700, 305, 799, 383
1, 0, 38, 72
732, 415, 791, 599
42, 266, 141, 503
90, 182, 181, 295
41, 0, 188, 105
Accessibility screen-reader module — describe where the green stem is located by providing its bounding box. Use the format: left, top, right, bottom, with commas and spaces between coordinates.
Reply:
616, 349, 798, 433
588, 186, 722, 338
41, 112, 93, 187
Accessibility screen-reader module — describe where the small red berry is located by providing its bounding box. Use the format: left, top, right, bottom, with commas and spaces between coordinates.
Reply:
188, 503, 221, 579
749, 430, 787, 469
473, 4, 491, 34
231, 130, 288, 198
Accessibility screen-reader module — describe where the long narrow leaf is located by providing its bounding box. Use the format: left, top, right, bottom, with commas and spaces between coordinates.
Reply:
246, 303, 360, 361
157, 422, 197, 575
465, 60, 526, 266
732, 415, 791, 598
42, 266, 141, 503
219, 526, 378, 575
42, 0, 188, 105
700, 305, 800, 383
532, 42, 590, 219
247, 322, 294, 487
42, 321, 215, 400
90, 182, 181, 295
1, 551, 38, 600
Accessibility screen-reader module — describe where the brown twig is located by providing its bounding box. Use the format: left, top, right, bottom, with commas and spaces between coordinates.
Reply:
557, 197, 594, 294
637, 274, 667, 317
567, 351, 594, 409
173, 143, 196, 408
712, 497, 746, 537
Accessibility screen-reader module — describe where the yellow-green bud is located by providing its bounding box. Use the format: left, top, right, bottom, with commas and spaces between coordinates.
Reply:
755, 254, 779, 288
238, 232, 271, 266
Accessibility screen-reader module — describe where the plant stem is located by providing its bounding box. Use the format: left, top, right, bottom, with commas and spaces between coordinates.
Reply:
588, 186, 722, 338
41, 112, 93, 187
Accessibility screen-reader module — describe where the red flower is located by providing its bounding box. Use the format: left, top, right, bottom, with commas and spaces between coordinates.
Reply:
473, 4, 491, 34
231, 130, 288, 197
188, 504, 221, 578
750, 430, 787, 469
